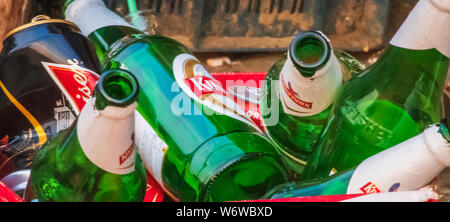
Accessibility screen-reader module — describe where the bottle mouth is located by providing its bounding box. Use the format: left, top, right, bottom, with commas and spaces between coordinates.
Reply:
289, 31, 331, 77
439, 118, 450, 143
95, 69, 139, 110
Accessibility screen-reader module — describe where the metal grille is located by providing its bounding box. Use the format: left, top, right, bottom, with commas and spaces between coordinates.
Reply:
107, 0, 389, 52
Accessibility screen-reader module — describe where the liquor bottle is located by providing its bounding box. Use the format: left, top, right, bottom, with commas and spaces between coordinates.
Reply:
28, 69, 147, 202
259, 31, 364, 178
64, 0, 290, 202
301, 0, 450, 180
262, 119, 450, 199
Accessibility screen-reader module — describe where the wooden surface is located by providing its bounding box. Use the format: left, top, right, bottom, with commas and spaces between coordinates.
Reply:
0, 0, 31, 50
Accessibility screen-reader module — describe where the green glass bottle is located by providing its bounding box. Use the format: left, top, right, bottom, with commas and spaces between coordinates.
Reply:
28, 69, 147, 202
301, 0, 450, 180
260, 31, 364, 178
64, 0, 290, 202
262, 119, 450, 199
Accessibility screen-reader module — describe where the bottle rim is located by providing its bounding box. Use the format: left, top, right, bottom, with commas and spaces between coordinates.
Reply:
96, 69, 139, 109
289, 31, 332, 77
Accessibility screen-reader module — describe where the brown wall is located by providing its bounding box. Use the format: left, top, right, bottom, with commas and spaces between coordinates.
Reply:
0, 0, 31, 50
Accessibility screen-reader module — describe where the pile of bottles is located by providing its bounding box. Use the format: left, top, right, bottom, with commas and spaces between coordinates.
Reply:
0, 0, 449, 202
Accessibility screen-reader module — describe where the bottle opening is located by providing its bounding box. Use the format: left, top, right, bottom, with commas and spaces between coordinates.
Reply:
289, 31, 331, 77
96, 69, 139, 109
294, 37, 325, 64
103, 74, 134, 100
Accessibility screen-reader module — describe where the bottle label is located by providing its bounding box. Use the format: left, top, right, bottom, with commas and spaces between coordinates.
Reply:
172, 54, 260, 131
279, 53, 342, 117
42, 59, 100, 115
135, 111, 168, 185
77, 99, 136, 175
390, 0, 450, 57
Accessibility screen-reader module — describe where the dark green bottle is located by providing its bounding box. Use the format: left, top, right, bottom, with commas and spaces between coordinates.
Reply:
28, 69, 147, 202
260, 31, 364, 178
64, 0, 290, 202
301, 0, 450, 180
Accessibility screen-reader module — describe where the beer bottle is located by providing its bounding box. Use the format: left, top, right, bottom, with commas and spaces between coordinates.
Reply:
301, 0, 450, 180
64, 0, 290, 202
262, 119, 450, 199
259, 31, 364, 178
28, 69, 147, 202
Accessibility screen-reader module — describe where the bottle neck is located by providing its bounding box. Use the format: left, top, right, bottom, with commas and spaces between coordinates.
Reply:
77, 98, 137, 175
88, 26, 142, 63
65, 0, 134, 36
346, 122, 450, 193
279, 50, 343, 117
76, 69, 139, 175
390, 0, 450, 58
65, 0, 142, 63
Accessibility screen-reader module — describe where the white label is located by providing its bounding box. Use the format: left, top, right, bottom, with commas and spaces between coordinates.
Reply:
390, 0, 450, 57
228, 85, 261, 105
279, 52, 342, 117
172, 54, 261, 132
346, 125, 447, 194
65, 0, 134, 36
77, 98, 136, 175
135, 111, 168, 185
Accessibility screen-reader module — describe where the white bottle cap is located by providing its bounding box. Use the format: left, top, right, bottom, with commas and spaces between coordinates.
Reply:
65, 0, 134, 36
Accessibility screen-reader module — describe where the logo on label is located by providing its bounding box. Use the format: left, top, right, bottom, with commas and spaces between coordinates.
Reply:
173, 54, 259, 131
119, 136, 135, 166
42, 59, 100, 115
360, 182, 381, 194
389, 183, 400, 192
281, 75, 313, 109
184, 76, 225, 97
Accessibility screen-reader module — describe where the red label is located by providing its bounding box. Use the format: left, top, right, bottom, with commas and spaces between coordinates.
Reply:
143, 172, 165, 202
184, 76, 226, 97
360, 182, 382, 194
0, 181, 24, 202
42, 60, 100, 113
281, 75, 313, 109
211, 72, 266, 132
119, 142, 135, 166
